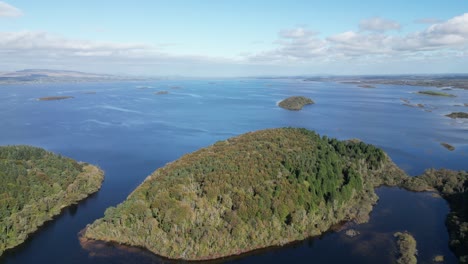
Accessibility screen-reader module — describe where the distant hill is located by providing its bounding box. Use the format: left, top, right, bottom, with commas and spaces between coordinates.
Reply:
0, 69, 143, 84
0, 69, 111, 78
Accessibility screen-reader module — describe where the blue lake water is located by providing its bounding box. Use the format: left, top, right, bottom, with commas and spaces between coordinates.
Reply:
0, 79, 467, 263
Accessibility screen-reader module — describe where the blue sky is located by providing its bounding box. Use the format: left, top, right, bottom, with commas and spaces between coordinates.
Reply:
0, 1, 467, 76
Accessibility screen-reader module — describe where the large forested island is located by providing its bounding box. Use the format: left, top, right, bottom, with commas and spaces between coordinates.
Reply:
83, 128, 408, 260
82, 128, 468, 262
0, 146, 104, 256
278, 96, 314, 110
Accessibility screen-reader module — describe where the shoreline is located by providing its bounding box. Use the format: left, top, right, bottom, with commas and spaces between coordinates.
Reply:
79, 219, 363, 262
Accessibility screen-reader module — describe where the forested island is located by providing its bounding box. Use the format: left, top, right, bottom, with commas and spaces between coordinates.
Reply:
394, 232, 417, 264
278, 96, 314, 110
441, 142, 455, 151
82, 128, 407, 260
0, 146, 104, 256
446, 112, 468, 119
81, 128, 468, 262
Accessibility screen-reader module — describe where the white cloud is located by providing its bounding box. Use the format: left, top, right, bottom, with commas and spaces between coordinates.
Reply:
359, 17, 401, 32
426, 13, 468, 36
279, 28, 316, 39
327, 31, 394, 56
0, 2, 22, 17
248, 27, 327, 62
247, 13, 468, 64
414, 18, 442, 24
395, 13, 468, 51
1, 13, 468, 76
0, 31, 151, 55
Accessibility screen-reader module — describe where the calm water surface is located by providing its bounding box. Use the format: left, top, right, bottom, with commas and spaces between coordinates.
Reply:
0, 79, 466, 263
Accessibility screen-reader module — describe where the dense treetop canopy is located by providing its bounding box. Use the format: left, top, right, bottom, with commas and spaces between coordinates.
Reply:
0, 145, 104, 256
84, 128, 400, 260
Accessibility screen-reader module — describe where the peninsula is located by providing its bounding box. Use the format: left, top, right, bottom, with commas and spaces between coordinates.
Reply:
0, 145, 104, 256
278, 96, 314, 110
83, 128, 406, 260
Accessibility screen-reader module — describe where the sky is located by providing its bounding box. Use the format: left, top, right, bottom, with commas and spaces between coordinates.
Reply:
0, 0, 467, 77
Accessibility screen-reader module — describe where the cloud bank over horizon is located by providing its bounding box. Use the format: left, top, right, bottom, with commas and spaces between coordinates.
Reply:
245, 13, 468, 74
0, 1, 467, 76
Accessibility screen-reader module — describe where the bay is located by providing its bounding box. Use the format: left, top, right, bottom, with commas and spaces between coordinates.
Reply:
0, 78, 466, 263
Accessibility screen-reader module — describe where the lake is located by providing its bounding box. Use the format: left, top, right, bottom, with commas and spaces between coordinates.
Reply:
0, 78, 466, 263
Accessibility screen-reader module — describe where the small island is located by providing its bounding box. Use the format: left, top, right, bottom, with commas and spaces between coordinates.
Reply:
400, 98, 425, 109
0, 146, 104, 256
441, 142, 455, 151
278, 96, 314, 110
345, 229, 360, 238
136, 86, 152, 89
446, 112, 468, 119
37, 96, 74, 101
357, 84, 375, 88
417, 90, 456, 97
394, 232, 417, 264
433, 255, 445, 262
155, 91, 169, 95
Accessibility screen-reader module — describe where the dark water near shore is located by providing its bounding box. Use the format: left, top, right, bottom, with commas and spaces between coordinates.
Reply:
0, 79, 466, 263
